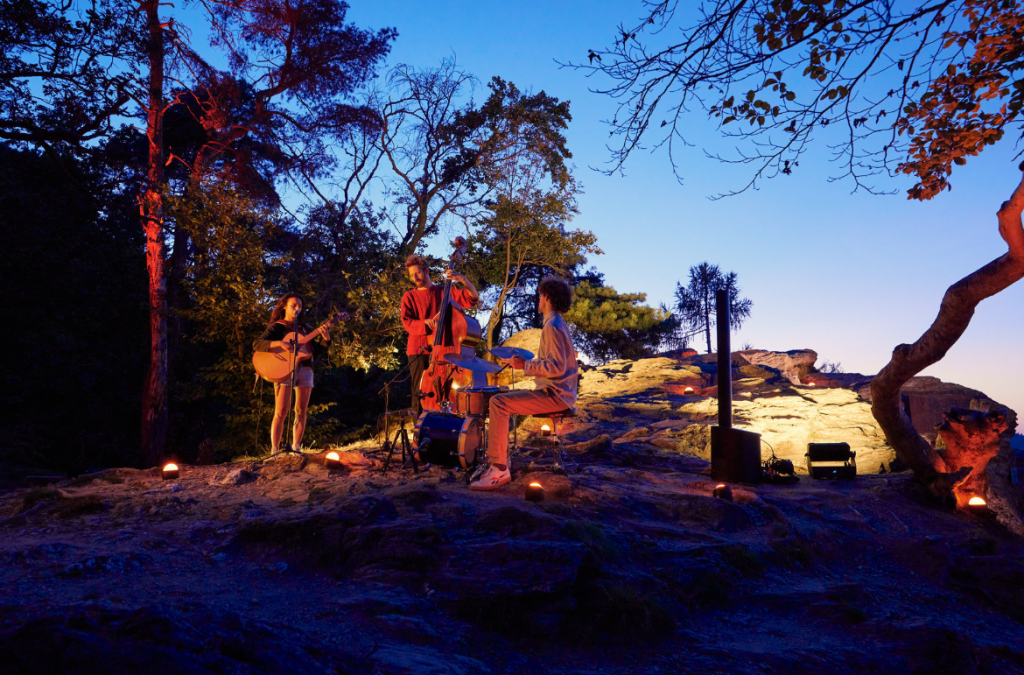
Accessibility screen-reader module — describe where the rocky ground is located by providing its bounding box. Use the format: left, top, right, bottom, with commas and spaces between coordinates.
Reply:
2, 349, 1022, 674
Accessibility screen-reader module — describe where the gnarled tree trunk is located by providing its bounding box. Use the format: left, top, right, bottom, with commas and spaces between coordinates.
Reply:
870, 166, 1024, 503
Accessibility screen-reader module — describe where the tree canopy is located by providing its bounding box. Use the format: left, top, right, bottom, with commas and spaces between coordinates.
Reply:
577, 0, 1023, 198
0, 9, 611, 469
674, 262, 753, 354
566, 281, 678, 363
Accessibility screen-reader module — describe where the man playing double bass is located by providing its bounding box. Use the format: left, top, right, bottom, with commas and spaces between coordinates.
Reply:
400, 254, 480, 414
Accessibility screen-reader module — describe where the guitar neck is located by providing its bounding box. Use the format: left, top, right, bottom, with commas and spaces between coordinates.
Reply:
295, 313, 346, 344
297, 330, 322, 345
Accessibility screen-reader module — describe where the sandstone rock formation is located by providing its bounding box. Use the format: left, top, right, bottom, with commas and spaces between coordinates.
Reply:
935, 406, 1022, 536
734, 348, 818, 384
575, 353, 895, 474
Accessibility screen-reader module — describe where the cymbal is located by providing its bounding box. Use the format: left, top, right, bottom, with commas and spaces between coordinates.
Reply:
490, 346, 534, 361
443, 353, 504, 374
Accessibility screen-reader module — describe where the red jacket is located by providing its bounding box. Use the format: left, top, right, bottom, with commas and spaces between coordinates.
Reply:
401, 285, 478, 356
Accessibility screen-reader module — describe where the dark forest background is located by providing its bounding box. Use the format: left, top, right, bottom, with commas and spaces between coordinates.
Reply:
0, 0, 688, 473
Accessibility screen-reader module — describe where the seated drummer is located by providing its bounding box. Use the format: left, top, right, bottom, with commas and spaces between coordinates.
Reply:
470, 276, 578, 490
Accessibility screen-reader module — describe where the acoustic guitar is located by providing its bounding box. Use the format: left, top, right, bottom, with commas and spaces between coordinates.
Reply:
252, 311, 349, 383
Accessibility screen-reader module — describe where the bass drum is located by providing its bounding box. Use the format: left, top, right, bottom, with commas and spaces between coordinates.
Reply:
413, 412, 483, 470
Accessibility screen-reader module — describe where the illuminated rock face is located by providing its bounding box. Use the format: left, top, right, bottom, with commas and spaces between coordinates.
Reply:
575, 354, 895, 473
484, 340, 1016, 481
734, 349, 818, 384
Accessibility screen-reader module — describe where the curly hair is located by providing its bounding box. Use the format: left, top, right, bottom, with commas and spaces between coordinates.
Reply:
538, 276, 573, 314
404, 254, 428, 271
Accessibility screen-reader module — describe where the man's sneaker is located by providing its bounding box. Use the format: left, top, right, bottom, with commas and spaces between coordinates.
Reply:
469, 464, 511, 491
469, 463, 490, 483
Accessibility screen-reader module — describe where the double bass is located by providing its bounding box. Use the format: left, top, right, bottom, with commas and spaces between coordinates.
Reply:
419, 237, 484, 413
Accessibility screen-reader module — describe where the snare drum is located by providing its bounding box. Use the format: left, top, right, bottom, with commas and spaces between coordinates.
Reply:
413, 412, 483, 470
454, 386, 509, 417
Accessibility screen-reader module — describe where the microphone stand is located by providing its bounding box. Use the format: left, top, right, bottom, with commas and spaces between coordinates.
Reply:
370, 348, 425, 462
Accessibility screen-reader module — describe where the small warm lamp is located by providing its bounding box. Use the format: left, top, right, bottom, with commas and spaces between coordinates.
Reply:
713, 483, 733, 501
684, 386, 695, 394
525, 482, 544, 502
807, 382, 816, 387
540, 424, 552, 437
162, 463, 180, 480
324, 451, 341, 470
966, 496, 988, 516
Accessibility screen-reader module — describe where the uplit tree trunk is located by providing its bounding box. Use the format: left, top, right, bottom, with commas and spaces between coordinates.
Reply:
870, 167, 1024, 499
139, 0, 167, 468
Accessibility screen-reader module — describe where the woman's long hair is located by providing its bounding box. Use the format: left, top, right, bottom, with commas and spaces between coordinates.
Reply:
266, 293, 305, 329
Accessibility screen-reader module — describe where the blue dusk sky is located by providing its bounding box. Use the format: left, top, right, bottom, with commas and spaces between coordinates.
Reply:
177, 1, 1023, 419
345, 1, 1024, 418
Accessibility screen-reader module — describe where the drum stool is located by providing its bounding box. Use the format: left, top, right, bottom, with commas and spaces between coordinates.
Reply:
526, 408, 577, 474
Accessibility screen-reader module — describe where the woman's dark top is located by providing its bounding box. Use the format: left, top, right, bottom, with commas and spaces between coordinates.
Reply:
253, 321, 329, 370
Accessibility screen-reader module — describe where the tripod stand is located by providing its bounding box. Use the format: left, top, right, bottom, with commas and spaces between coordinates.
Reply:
380, 426, 419, 474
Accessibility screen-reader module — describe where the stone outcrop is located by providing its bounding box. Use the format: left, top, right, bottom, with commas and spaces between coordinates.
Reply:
900, 376, 992, 446
735, 348, 818, 384
3, 426, 1024, 673
576, 352, 894, 474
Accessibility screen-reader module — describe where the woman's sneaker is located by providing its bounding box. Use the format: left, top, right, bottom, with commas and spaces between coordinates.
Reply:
469, 464, 511, 491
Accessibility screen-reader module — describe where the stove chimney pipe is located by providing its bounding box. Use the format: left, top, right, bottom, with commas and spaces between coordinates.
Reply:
710, 289, 762, 483
716, 289, 732, 429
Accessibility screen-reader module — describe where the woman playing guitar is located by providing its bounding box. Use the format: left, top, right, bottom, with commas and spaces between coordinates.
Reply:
253, 293, 331, 455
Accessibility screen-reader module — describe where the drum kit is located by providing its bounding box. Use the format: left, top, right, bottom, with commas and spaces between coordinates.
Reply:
411, 346, 533, 471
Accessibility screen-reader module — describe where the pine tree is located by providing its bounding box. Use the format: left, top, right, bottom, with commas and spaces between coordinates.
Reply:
674, 263, 752, 354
